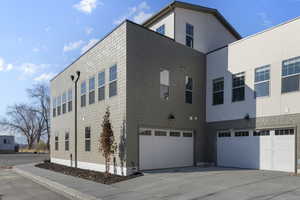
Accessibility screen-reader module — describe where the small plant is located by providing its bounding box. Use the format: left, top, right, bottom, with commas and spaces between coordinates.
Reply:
99, 107, 117, 175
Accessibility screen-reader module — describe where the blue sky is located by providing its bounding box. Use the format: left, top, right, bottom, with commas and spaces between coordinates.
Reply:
0, 0, 300, 120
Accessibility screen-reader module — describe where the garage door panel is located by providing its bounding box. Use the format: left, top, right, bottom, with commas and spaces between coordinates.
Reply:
217, 129, 295, 173
139, 129, 193, 170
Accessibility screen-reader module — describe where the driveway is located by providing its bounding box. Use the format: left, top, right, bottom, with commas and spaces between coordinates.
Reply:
0, 169, 68, 200
111, 167, 300, 200
0, 153, 49, 167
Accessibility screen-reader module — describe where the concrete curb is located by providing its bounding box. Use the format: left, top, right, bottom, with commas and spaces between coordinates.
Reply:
13, 166, 101, 200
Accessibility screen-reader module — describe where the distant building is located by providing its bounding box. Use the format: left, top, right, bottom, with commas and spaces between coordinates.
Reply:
0, 135, 15, 153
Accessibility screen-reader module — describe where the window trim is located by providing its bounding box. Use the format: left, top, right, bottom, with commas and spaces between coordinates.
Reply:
212, 77, 224, 105
88, 76, 96, 105
85, 126, 91, 152
232, 72, 245, 103
185, 23, 194, 48
80, 80, 87, 107
65, 132, 69, 151
254, 65, 270, 98
67, 88, 73, 112
98, 70, 105, 101
185, 75, 193, 104
109, 64, 118, 98
160, 68, 170, 100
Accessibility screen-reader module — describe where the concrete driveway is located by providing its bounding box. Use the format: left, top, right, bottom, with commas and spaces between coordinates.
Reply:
111, 167, 300, 200
0, 153, 49, 167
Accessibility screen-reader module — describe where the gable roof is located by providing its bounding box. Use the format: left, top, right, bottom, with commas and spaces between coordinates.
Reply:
143, 1, 242, 40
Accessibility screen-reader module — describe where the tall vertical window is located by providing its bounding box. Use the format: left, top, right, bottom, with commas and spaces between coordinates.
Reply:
89, 77, 95, 104
282, 57, 300, 93
57, 96, 61, 116
52, 97, 56, 117
109, 65, 117, 97
81, 81, 86, 107
156, 24, 165, 35
67, 88, 72, 112
62, 92, 67, 114
98, 71, 105, 101
232, 72, 245, 102
85, 127, 91, 152
65, 132, 69, 151
255, 65, 270, 98
185, 76, 193, 104
186, 23, 194, 48
213, 78, 224, 105
160, 69, 170, 100
55, 136, 59, 151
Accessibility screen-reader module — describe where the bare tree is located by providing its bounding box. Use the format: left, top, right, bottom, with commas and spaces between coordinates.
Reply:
99, 107, 117, 175
27, 84, 50, 149
0, 104, 45, 149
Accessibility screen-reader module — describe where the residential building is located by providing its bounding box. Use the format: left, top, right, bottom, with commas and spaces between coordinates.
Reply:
0, 135, 15, 153
50, 1, 300, 175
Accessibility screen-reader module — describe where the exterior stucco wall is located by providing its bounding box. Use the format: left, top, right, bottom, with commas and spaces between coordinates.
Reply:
50, 22, 128, 174
175, 7, 237, 53
206, 17, 300, 123
206, 113, 300, 170
126, 22, 206, 169
148, 11, 175, 39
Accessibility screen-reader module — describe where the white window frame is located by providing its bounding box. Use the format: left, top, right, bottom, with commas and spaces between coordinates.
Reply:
254, 65, 270, 98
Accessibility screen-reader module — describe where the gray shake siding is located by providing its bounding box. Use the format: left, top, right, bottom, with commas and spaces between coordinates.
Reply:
206, 114, 300, 169
50, 21, 206, 174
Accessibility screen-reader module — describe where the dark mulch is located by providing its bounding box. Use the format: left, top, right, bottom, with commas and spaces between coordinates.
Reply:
35, 162, 143, 184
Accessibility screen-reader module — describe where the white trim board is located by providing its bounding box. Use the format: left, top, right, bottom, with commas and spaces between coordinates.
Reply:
51, 157, 133, 176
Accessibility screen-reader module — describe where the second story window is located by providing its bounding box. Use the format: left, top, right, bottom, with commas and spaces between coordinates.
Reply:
160, 69, 170, 100
62, 92, 67, 114
213, 78, 224, 105
89, 77, 95, 105
98, 71, 105, 101
81, 81, 86, 107
68, 88, 72, 112
232, 72, 245, 102
185, 76, 193, 104
65, 132, 69, 151
57, 96, 61, 116
52, 97, 56, 117
156, 24, 165, 35
255, 65, 270, 98
282, 57, 300, 93
186, 23, 194, 48
109, 65, 117, 97
85, 127, 91, 152
55, 135, 59, 151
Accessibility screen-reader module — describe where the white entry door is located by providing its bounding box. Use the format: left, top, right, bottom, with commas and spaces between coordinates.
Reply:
139, 128, 194, 170
217, 129, 295, 172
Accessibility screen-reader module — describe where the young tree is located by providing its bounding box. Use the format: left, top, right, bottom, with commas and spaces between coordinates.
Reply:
99, 107, 117, 175
27, 84, 50, 149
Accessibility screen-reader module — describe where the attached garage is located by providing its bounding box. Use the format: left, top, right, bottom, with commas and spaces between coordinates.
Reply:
217, 128, 295, 172
139, 128, 194, 170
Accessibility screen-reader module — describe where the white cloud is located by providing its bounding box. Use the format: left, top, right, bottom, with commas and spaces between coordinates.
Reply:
81, 38, 99, 54
113, 1, 153, 25
33, 48, 40, 53
73, 0, 101, 14
45, 26, 51, 32
19, 63, 48, 75
0, 57, 14, 72
258, 12, 272, 27
34, 72, 55, 82
85, 27, 94, 35
63, 40, 84, 52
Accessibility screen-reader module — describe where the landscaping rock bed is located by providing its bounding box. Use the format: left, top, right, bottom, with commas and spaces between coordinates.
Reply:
35, 162, 142, 184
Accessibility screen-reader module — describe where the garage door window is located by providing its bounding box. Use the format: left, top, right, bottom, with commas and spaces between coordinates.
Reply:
275, 129, 294, 136
140, 130, 151, 136
170, 131, 181, 137
235, 131, 249, 137
183, 132, 193, 137
155, 131, 167, 136
218, 132, 231, 137
253, 130, 270, 136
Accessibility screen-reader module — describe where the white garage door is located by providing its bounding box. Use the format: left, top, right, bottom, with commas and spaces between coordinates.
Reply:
217, 129, 295, 172
139, 128, 194, 170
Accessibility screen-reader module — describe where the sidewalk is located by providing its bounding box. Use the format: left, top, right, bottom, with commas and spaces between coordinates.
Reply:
13, 163, 144, 200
